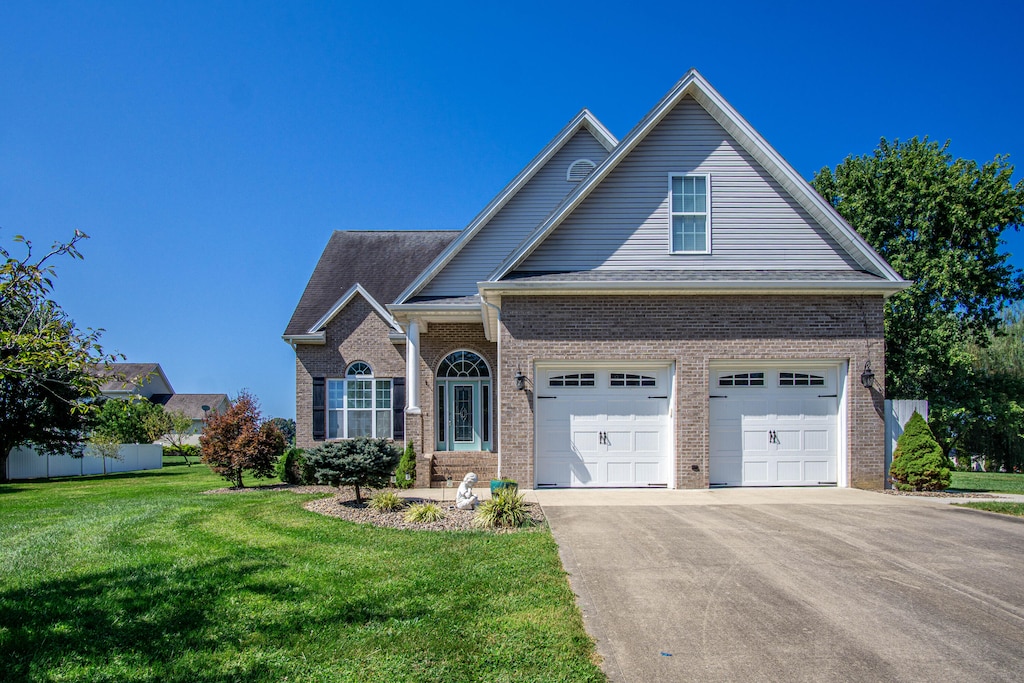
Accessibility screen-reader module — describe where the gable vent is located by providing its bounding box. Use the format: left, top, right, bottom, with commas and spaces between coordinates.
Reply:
566, 158, 597, 182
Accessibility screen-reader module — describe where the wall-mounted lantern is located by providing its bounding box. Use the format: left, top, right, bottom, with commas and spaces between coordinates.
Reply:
514, 370, 528, 391
860, 361, 875, 389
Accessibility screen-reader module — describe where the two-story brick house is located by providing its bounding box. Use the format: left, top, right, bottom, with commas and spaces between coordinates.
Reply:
284, 70, 908, 490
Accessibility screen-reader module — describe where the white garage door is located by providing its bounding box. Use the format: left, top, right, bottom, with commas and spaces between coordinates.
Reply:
709, 366, 839, 487
535, 366, 672, 487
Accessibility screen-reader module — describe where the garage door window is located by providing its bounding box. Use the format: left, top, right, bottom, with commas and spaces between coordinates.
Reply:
718, 372, 764, 387
549, 373, 595, 387
610, 372, 656, 387
779, 372, 825, 387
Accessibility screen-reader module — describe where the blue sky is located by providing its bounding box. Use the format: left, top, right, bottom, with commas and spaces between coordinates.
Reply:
2, 1, 1022, 419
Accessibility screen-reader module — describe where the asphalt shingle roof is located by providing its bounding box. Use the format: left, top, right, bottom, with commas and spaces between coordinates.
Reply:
284, 231, 459, 336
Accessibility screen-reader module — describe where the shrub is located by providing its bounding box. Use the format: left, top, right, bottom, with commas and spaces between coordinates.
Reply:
306, 437, 401, 503
369, 491, 407, 512
276, 448, 314, 484
404, 502, 445, 523
166, 443, 200, 466
473, 488, 531, 529
890, 411, 954, 491
394, 441, 416, 488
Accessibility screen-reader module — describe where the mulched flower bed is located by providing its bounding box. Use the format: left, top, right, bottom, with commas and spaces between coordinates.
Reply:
204, 483, 546, 532
882, 489, 998, 498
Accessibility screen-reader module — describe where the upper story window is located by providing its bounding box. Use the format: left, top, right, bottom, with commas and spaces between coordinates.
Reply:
567, 159, 597, 182
327, 362, 392, 439
669, 174, 709, 253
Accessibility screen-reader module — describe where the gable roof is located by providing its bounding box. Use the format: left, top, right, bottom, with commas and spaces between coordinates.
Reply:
152, 393, 230, 420
284, 230, 459, 339
393, 109, 618, 304
488, 69, 905, 284
96, 362, 174, 395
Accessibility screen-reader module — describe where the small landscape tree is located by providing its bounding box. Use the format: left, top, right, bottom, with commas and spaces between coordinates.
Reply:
270, 417, 296, 447
91, 397, 167, 444
394, 440, 416, 489
306, 437, 401, 503
889, 411, 954, 491
200, 390, 286, 488
161, 409, 198, 465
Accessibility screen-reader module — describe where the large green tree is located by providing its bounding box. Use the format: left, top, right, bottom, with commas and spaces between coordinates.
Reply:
812, 138, 1024, 407
0, 232, 120, 481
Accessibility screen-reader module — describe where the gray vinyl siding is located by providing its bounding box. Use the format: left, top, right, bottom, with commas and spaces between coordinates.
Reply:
420, 130, 611, 297
518, 97, 863, 273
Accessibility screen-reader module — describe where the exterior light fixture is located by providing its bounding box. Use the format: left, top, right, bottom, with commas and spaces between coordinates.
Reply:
514, 370, 527, 391
860, 361, 875, 389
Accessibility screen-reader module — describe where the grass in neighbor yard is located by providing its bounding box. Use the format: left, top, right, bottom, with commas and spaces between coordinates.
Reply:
949, 471, 1024, 494
0, 464, 604, 683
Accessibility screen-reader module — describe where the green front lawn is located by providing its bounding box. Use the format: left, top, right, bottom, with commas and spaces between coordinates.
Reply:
0, 467, 603, 682
950, 471, 1024, 494
954, 502, 1024, 517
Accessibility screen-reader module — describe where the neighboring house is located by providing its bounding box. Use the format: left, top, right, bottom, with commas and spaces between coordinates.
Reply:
284, 70, 909, 490
151, 393, 231, 446
95, 362, 228, 445
96, 362, 175, 399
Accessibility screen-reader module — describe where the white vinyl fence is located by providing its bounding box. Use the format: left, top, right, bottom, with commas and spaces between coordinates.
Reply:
884, 399, 929, 489
5, 444, 163, 480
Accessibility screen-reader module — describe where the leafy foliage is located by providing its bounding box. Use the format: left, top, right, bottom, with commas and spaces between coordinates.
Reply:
890, 411, 954, 491
199, 391, 286, 488
404, 502, 445, 523
275, 447, 314, 484
305, 437, 400, 503
368, 491, 407, 512
165, 443, 200, 466
473, 488, 531, 529
0, 231, 122, 481
269, 417, 296, 447
394, 440, 416, 489
160, 409, 197, 460
90, 397, 167, 444
812, 138, 1024, 411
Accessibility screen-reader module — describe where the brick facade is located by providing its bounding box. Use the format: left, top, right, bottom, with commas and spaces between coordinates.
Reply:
294, 297, 406, 450
294, 292, 887, 491
498, 294, 886, 490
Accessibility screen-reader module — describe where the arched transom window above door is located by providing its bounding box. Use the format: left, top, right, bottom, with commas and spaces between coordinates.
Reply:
437, 350, 490, 378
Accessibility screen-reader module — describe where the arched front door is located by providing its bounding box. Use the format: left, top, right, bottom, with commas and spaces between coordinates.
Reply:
436, 350, 491, 451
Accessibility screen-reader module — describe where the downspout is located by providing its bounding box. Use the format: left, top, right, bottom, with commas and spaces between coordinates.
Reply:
481, 299, 503, 478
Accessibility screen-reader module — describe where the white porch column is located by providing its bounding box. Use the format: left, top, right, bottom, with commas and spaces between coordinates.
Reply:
406, 318, 421, 413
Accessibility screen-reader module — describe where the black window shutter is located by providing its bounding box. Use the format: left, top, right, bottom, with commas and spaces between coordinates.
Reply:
312, 377, 326, 441
392, 377, 406, 440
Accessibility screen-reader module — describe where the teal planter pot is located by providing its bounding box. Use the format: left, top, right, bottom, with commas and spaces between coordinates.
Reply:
490, 479, 518, 495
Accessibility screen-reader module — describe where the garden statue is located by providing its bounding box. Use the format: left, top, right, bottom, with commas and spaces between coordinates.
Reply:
456, 472, 479, 510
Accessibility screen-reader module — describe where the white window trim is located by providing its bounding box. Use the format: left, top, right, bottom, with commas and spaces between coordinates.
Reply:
327, 364, 393, 440
668, 173, 711, 254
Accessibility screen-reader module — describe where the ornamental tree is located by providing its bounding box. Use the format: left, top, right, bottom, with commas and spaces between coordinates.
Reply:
90, 397, 168, 444
199, 390, 286, 488
0, 231, 121, 482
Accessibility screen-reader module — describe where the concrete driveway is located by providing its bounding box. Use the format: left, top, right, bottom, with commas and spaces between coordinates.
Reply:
538, 489, 1024, 682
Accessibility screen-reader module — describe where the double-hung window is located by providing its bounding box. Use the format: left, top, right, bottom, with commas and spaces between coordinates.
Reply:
327, 362, 392, 439
669, 174, 709, 253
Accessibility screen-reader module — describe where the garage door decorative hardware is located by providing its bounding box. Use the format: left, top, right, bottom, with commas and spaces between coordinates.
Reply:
769, 430, 780, 444
537, 395, 557, 400
709, 394, 727, 399
648, 395, 668, 399
818, 394, 838, 398
598, 431, 609, 444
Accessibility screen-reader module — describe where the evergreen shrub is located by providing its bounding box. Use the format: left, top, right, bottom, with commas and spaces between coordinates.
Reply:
394, 441, 416, 489
890, 411, 954, 491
